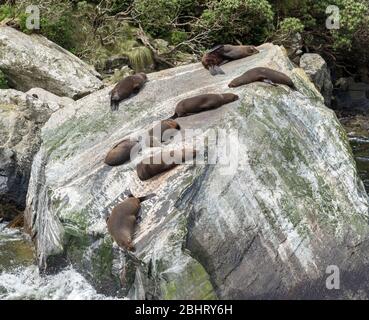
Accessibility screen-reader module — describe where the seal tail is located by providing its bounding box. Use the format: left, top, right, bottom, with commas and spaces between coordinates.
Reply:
209, 65, 225, 76
137, 193, 156, 203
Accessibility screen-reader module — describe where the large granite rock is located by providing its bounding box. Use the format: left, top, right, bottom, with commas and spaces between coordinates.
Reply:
300, 53, 333, 107
0, 27, 103, 99
0, 89, 51, 221
26, 88, 74, 112
25, 43, 369, 299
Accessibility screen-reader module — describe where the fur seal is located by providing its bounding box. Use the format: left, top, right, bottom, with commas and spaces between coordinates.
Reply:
202, 45, 259, 76
147, 119, 181, 147
171, 93, 239, 119
104, 138, 140, 166
110, 73, 148, 111
106, 193, 155, 251
228, 67, 295, 89
136, 148, 197, 181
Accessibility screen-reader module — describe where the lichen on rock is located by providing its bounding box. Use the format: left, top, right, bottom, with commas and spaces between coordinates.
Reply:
24, 43, 369, 299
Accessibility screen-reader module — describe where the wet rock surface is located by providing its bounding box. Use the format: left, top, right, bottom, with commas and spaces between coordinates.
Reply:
0, 26, 103, 99
0, 89, 51, 221
24, 43, 369, 299
300, 53, 333, 106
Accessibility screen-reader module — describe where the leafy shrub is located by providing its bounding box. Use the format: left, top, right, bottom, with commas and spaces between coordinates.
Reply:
40, 13, 76, 51
198, 0, 274, 45
133, 0, 181, 37
279, 17, 304, 35
0, 71, 8, 89
0, 4, 13, 21
170, 30, 188, 45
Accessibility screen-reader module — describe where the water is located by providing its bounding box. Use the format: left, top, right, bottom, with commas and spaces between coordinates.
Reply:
348, 135, 369, 192
0, 223, 120, 300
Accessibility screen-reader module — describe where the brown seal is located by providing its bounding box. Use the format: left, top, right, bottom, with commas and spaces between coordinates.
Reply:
136, 148, 197, 181
202, 45, 259, 76
147, 119, 181, 147
104, 138, 140, 166
228, 67, 295, 89
171, 93, 239, 119
110, 73, 148, 111
106, 193, 155, 251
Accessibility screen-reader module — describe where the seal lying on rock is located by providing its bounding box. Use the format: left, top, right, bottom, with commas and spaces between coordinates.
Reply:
228, 67, 296, 89
106, 193, 155, 251
110, 73, 147, 111
104, 138, 140, 166
136, 148, 197, 181
202, 45, 259, 75
147, 119, 181, 147
171, 93, 239, 119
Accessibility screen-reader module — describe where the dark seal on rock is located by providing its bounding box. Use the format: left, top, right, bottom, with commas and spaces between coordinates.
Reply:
110, 73, 148, 111
104, 138, 140, 166
147, 119, 181, 147
228, 67, 295, 89
106, 193, 155, 251
202, 44, 259, 76
136, 148, 197, 181
171, 93, 239, 119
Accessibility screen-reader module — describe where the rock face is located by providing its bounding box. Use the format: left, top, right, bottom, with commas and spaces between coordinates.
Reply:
0, 89, 51, 220
26, 88, 74, 112
300, 53, 333, 107
25, 43, 369, 299
0, 27, 103, 99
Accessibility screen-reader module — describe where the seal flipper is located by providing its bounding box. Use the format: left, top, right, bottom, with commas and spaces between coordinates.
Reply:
137, 193, 156, 203
207, 44, 224, 54
209, 65, 225, 76
110, 99, 119, 111
263, 79, 278, 86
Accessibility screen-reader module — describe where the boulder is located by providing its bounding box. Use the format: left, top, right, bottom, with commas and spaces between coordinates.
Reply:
0, 27, 104, 99
25, 43, 369, 299
0, 89, 51, 221
26, 88, 74, 112
102, 56, 130, 75
300, 53, 333, 106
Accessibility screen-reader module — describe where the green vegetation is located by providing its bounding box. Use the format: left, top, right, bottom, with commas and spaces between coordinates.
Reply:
0, 74, 7, 89
0, 70, 8, 89
1, 0, 369, 76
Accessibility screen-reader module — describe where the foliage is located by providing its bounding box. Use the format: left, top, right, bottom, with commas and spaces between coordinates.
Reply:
1, 0, 369, 76
199, 0, 274, 45
278, 18, 305, 35
0, 70, 8, 89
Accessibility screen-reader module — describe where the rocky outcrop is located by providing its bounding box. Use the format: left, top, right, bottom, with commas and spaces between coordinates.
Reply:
0, 27, 103, 99
0, 90, 51, 221
26, 88, 74, 112
25, 43, 369, 299
300, 53, 333, 106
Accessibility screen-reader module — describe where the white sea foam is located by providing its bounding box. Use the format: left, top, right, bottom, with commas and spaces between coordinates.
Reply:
0, 265, 122, 300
